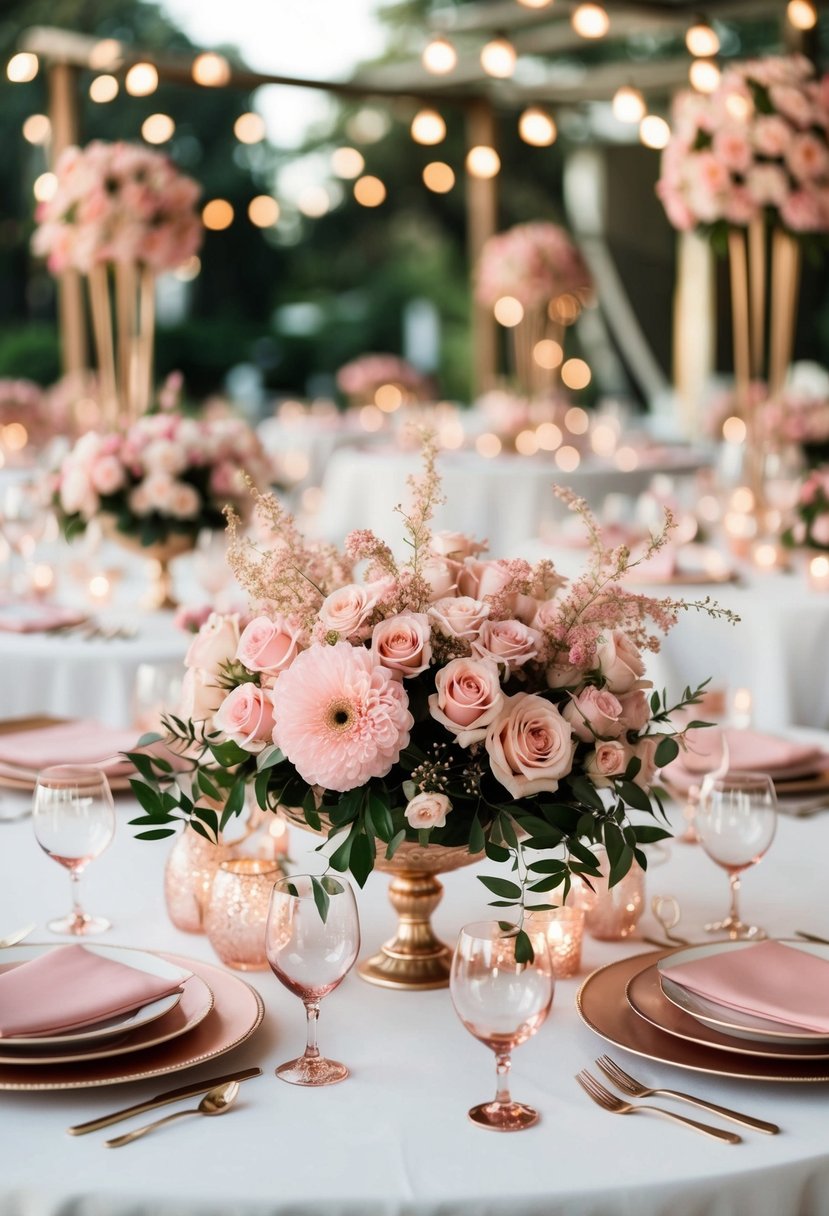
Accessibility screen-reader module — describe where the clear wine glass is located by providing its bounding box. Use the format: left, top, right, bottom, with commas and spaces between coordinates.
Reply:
193, 528, 234, 604
450, 921, 554, 1131
32, 766, 116, 935
1, 479, 47, 594
696, 771, 777, 940
266, 874, 360, 1086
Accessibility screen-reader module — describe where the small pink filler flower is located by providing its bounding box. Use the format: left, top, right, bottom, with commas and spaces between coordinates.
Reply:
271, 641, 414, 792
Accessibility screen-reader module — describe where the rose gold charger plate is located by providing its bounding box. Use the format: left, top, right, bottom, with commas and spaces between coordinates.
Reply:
0, 952, 264, 1090
0, 716, 134, 794
577, 949, 829, 1082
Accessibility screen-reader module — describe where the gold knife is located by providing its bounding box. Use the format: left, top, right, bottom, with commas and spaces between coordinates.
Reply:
66, 1066, 262, 1135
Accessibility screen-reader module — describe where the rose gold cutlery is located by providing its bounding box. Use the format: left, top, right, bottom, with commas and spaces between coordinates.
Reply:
105, 1081, 239, 1147
67, 1066, 262, 1135
576, 1070, 742, 1143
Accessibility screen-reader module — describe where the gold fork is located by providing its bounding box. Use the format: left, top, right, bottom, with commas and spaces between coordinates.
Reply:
595, 1056, 779, 1135
575, 1071, 742, 1143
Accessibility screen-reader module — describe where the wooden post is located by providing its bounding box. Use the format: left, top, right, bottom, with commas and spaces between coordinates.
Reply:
47, 61, 86, 375
672, 230, 715, 438
465, 99, 498, 398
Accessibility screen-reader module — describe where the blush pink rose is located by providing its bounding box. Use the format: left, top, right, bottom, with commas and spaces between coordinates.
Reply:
89, 455, 125, 496
712, 127, 752, 174
546, 662, 582, 689
429, 656, 503, 746
185, 613, 241, 673
318, 583, 379, 641
596, 630, 646, 694
429, 596, 489, 642
179, 666, 225, 721
471, 618, 542, 671
810, 514, 829, 546
781, 188, 823, 232
421, 557, 458, 601
585, 740, 628, 788
631, 736, 660, 790
404, 792, 451, 830
213, 683, 275, 753
371, 612, 432, 678
769, 84, 813, 128
486, 693, 575, 798
618, 689, 651, 733
458, 559, 513, 601
753, 114, 791, 158
236, 615, 301, 676
563, 686, 624, 741
430, 531, 486, 560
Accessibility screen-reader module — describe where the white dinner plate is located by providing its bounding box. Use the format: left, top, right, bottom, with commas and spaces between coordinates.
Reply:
657, 940, 829, 1046
0, 944, 190, 1048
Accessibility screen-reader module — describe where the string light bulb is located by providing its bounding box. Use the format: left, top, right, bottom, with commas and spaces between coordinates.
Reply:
689, 58, 721, 93
466, 146, 501, 178
787, 0, 817, 28
89, 74, 118, 102
142, 114, 175, 144
411, 109, 446, 145
192, 52, 231, 87
125, 63, 158, 96
571, 4, 609, 39
517, 0, 553, 7
423, 162, 455, 193
234, 112, 266, 144
518, 107, 557, 147
22, 114, 50, 144
480, 35, 516, 79
422, 35, 457, 75
639, 114, 671, 149
685, 19, 720, 58
612, 85, 646, 124
6, 52, 38, 83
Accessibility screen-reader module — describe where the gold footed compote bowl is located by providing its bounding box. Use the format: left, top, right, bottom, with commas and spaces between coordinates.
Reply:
281, 807, 481, 991
103, 523, 195, 611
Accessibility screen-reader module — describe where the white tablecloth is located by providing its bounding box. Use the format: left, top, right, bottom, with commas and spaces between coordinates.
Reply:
1, 783, 828, 1215
314, 447, 705, 558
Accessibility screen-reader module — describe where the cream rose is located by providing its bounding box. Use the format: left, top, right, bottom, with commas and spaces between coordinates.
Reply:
237, 615, 301, 676
585, 740, 628, 788
404, 792, 451, 830
430, 531, 485, 561
429, 656, 503, 746
168, 482, 200, 519
596, 630, 646, 694
471, 619, 542, 672
563, 686, 624, 742
213, 684, 275, 753
89, 455, 125, 497
179, 667, 225, 722
371, 612, 432, 679
421, 557, 458, 601
546, 661, 582, 689
486, 693, 575, 798
429, 596, 489, 642
185, 613, 241, 673
60, 466, 98, 518
318, 583, 379, 641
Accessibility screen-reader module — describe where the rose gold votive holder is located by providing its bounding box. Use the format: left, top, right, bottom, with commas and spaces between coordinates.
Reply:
575, 853, 645, 941
528, 906, 585, 978
204, 858, 280, 970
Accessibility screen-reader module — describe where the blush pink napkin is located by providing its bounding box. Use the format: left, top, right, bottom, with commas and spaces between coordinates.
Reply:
664, 728, 828, 794
661, 941, 829, 1034
0, 945, 184, 1038
0, 720, 139, 776
0, 604, 87, 634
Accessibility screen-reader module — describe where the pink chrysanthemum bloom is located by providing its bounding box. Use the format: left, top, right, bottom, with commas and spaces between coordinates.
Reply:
271, 641, 413, 792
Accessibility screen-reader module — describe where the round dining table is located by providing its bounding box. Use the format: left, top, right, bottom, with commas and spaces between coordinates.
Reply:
1, 772, 828, 1216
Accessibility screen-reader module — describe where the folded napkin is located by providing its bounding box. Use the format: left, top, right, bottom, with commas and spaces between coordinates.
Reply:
663, 728, 829, 795
0, 945, 184, 1038
0, 719, 139, 776
0, 603, 88, 634
661, 941, 829, 1034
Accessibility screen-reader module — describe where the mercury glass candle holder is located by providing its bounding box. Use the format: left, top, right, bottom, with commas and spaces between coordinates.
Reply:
574, 850, 645, 941
527, 905, 585, 978
204, 858, 281, 970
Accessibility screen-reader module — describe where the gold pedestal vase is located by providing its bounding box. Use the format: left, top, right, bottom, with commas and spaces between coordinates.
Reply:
103, 522, 194, 611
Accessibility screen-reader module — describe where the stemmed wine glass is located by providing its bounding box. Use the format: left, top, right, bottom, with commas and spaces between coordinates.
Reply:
266, 874, 360, 1086
1, 479, 46, 595
696, 771, 777, 940
450, 921, 554, 1131
32, 766, 116, 935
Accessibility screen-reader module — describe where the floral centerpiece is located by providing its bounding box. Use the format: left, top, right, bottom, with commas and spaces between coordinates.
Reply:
336, 354, 431, 408
658, 55, 829, 506
476, 222, 592, 398
0, 379, 48, 456
32, 141, 203, 425
782, 467, 829, 551
128, 439, 729, 976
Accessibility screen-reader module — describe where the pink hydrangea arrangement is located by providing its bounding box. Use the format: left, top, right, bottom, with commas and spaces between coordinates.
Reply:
782, 467, 829, 550
54, 411, 272, 546
129, 440, 730, 958
707, 379, 829, 446
336, 353, 430, 405
658, 55, 829, 237
32, 141, 203, 274
476, 222, 592, 311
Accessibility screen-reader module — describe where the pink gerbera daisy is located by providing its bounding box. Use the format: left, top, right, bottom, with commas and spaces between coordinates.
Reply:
271, 641, 413, 792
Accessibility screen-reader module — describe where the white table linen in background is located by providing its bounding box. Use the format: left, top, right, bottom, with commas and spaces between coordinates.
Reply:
1, 785, 828, 1216
313, 447, 705, 557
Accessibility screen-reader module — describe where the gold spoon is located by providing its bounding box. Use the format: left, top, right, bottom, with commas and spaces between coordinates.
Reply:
105, 1081, 239, 1147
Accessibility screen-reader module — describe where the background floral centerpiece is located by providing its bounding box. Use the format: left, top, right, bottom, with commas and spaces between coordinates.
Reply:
32, 140, 203, 426
782, 467, 829, 551
476, 221, 593, 399
336, 353, 432, 409
129, 438, 729, 968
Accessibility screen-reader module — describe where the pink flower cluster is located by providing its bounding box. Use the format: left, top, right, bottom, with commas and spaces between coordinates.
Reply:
32, 141, 203, 274
785, 466, 829, 550
658, 55, 829, 235
336, 354, 430, 402
192, 520, 673, 813
476, 222, 592, 311
708, 379, 829, 445
55, 411, 272, 532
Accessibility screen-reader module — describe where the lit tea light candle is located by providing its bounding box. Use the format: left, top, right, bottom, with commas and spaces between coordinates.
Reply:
809, 555, 829, 592
88, 573, 111, 605
732, 687, 753, 729
29, 564, 55, 598
751, 540, 787, 571
528, 905, 585, 978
